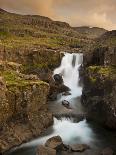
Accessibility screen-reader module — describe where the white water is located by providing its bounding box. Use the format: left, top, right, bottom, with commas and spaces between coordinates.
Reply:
22, 53, 97, 148
54, 53, 83, 100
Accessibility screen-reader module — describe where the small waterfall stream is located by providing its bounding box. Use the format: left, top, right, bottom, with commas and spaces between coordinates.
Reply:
9, 53, 116, 155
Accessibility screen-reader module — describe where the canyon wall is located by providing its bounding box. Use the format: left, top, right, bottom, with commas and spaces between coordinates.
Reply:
82, 46, 116, 129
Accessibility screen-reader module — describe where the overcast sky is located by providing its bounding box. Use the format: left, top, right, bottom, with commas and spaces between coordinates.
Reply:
0, 0, 116, 30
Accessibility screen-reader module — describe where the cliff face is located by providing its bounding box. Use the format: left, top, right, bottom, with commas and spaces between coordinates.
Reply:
82, 32, 116, 129
0, 62, 53, 153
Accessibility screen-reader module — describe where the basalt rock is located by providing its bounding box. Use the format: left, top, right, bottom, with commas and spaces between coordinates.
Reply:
53, 74, 63, 84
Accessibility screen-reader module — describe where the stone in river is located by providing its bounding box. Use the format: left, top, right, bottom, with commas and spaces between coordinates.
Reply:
45, 136, 63, 150
62, 100, 71, 109
71, 144, 90, 152
62, 91, 71, 96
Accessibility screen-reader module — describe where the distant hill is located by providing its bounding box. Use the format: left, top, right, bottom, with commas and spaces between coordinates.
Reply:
73, 26, 107, 39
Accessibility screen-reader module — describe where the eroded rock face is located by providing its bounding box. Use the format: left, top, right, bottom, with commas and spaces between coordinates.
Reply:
0, 75, 53, 153
82, 63, 116, 129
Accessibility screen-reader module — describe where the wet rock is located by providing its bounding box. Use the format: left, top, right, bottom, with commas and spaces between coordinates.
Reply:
62, 100, 71, 109
48, 93, 57, 101
45, 136, 63, 150
101, 147, 114, 155
53, 74, 63, 84
37, 145, 56, 155
71, 144, 90, 152
62, 91, 71, 96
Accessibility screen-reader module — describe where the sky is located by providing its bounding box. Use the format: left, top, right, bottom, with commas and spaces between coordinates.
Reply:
0, 0, 116, 30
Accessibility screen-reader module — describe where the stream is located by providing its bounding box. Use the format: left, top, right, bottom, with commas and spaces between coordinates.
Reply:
9, 53, 116, 155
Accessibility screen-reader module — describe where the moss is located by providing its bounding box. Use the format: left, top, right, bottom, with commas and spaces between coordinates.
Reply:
88, 66, 116, 79
90, 77, 97, 83
0, 71, 49, 91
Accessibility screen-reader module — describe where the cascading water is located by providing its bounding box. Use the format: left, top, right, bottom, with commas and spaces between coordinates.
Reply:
10, 53, 116, 155
54, 53, 83, 100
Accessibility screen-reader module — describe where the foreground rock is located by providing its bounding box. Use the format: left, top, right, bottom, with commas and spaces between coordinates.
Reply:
45, 136, 63, 150
37, 145, 56, 155
71, 144, 90, 152
43, 136, 90, 154
0, 70, 53, 153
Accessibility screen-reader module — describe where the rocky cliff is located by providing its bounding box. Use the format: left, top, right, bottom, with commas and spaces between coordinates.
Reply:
0, 62, 53, 153
82, 31, 116, 129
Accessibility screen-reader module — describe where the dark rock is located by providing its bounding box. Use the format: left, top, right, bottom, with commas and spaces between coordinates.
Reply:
37, 145, 56, 155
62, 91, 71, 96
62, 100, 71, 109
71, 144, 90, 152
45, 136, 63, 150
101, 147, 114, 155
53, 74, 63, 84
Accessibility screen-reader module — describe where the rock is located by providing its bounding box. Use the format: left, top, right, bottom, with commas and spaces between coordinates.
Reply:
19, 73, 39, 80
71, 144, 90, 152
37, 145, 56, 155
62, 100, 71, 109
0, 73, 53, 154
101, 147, 114, 155
62, 91, 71, 96
48, 93, 57, 101
53, 74, 63, 84
45, 136, 63, 150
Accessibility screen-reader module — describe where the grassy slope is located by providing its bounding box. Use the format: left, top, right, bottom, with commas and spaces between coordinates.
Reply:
0, 9, 91, 50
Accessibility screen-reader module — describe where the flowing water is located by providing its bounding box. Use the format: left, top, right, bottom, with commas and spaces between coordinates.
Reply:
9, 53, 116, 155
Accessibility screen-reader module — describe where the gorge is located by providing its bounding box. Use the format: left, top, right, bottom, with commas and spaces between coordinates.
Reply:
7, 53, 116, 155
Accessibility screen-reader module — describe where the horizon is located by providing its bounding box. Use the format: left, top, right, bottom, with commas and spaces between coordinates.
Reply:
0, 0, 116, 31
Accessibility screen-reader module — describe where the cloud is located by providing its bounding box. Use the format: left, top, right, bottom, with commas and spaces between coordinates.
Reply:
0, 0, 116, 30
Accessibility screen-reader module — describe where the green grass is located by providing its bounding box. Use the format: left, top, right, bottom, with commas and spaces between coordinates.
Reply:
88, 66, 116, 79
0, 70, 48, 88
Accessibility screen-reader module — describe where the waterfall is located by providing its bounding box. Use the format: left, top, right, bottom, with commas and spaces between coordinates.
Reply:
54, 53, 83, 99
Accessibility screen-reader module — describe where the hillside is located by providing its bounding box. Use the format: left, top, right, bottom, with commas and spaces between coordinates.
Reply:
73, 26, 107, 39
0, 8, 107, 52
0, 8, 85, 50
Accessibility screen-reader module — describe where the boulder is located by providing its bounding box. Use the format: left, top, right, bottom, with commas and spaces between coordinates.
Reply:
45, 136, 63, 150
101, 147, 114, 155
62, 100, 71, 109
37, 145, 56, 155
62, 91, 71, 96
53, 74, 63, 84
71, 144, 90, 152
